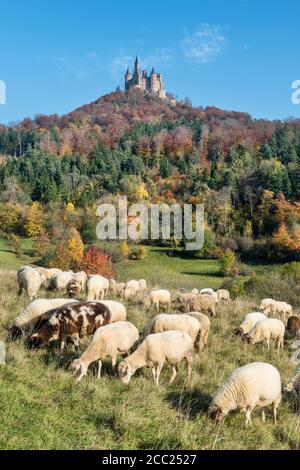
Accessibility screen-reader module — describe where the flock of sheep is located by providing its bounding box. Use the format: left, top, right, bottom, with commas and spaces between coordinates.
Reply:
10, 265, 300, 428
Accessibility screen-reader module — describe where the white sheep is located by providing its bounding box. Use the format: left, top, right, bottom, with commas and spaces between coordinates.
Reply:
71, 271, 88, 290
49, 271, 74, 291
143, 289, 171, 312
208, 362, 282, 426
238, 312, 267, 335
124, 280, 140, 300
191, 288, 199, 295
200, 288, 219, 303
142, 313, 202, 351
109, 279, 126, 296
118, 330, 194, 385
17, 266, 42, 299
86, 275, 109, 301
12, 298, 78, 336
96, 301, 127, 323
187, 312, 211, 351
260, 299, 292, 321
246, 318, 285, 353
216, 289, 230, 303
39, 268, 62, 285
70, 321, 139, 382
178, 294, 216, 317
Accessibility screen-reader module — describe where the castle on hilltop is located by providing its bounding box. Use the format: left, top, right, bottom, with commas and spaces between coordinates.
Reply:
125, 57, 166, 98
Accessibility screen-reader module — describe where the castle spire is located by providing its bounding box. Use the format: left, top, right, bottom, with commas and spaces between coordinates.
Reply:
151, 66, 156, 75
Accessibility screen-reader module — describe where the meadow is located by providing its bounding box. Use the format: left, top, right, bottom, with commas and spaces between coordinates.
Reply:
0, 240, 299, 450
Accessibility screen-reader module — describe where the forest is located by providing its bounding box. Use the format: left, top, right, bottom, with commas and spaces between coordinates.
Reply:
1, 89, 300, 267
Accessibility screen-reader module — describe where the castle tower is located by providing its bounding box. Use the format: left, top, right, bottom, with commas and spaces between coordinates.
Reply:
125, 58, 165, 98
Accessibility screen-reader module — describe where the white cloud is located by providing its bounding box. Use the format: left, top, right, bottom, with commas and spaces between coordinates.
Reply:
183, 24, 228, 63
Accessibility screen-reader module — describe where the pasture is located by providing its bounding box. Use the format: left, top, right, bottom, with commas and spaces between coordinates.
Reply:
0, 243, 299, 450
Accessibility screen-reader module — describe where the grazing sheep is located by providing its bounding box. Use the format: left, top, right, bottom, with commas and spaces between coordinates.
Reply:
238, 312, 267, 336
260, 299, 292, 321
191, 288, 199, 295
86, 275, 109, 301
28, 301, 111, 353
179, 294, 216, 317
70, 321, 139, 382
17, 266, 42, 299
187, 312, 211, 351
287, 316, 300, 337
39, 268, 62, 285
143, 290, 171, 312
96, 301, 127, 322
142, 313, 202, 351
71, 272, 88, 290
124, 280, 140, 300
118, 330, 194, 385
200, 288, 219, 303
49, 271, 74, 291
208, 362, 282, 426
246, 318, 285, 353
66, 280, 81, 298
216, 289, 230, 303
11, 298, 78, 338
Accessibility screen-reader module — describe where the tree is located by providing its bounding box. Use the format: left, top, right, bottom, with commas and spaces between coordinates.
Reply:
25, 202, 44, 237
78, 246, 116, 278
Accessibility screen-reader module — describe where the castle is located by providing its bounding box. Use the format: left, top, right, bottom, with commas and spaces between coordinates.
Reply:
125, 57, 166, 98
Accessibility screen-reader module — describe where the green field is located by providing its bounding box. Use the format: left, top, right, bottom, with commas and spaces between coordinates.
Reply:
0, 240, 299, 450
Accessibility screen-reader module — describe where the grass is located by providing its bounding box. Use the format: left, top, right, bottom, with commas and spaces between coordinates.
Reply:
0, 241, 300, 450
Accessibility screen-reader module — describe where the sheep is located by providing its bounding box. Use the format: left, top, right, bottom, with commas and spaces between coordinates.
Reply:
11, 298, 78, 338
17, 266, 42, 299
96, 301, 127, 323
245, 318, 285, 353
118, 330, 194, 385
186, 312, 211, 351
287, 316, 300, 337
260, 299, 292, 321
142, 313, 203, 351
66, 280, 81, 298
39, 268, 62, 285
86, 275, 109, 301
200, 288, 219, 303
216, 289, 230, 303
191, 288, 199, 296
124, 280, 140, 300
28, 301, 111, 353
259, 298, 275, 312
49, 271, 74, 291
143, 290, 171, 312
208, 362, 282, 427
70, 321, 139, 382
237, 312, 267, 336
179, 294, 216, 317
71, 271, 88, 291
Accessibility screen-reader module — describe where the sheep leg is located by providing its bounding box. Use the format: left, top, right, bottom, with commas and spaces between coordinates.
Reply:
59, 340, 66, 357
151, 367, 156, 381
245, 409, 253, 427
186, 355, 193, 384
261, 409, 266, 422
273, 397, 281, 425
169, 365, 178, 385
267, 339, 270, 351
97, 361, 102, 379
111, 356, 117, 372
155, 363, 163, 385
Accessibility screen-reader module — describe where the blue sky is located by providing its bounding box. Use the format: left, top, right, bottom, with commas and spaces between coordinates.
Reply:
0, 0, 300, 124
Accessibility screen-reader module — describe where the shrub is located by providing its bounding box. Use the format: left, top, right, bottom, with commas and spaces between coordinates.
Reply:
220, 278, 246, 299
32, 230, 51, 257
219, 250, 238, 277
280, 262, 300, 283
78, 246, 116, 278
120, 241, 130, 259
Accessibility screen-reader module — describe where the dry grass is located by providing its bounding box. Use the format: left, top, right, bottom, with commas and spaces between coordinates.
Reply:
0, 269, 299, 450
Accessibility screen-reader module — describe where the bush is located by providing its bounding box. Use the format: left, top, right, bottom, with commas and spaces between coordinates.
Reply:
220, 278, 246, 299
244, 274, 300, 306
219, 250, 238, 277
238, 263, 256, 277
8, 234, 22, 257
280, 262, 300, 283
78, 246, 116, 278
129, 246, 147, 261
